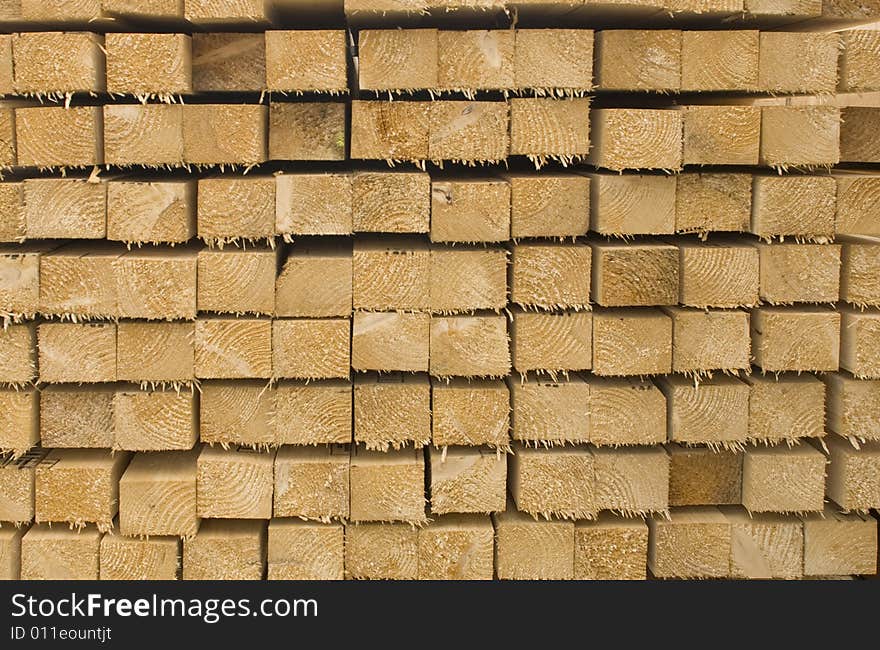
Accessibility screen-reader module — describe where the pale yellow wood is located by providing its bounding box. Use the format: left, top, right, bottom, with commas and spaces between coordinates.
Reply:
39, 244, 120, 318
185, 0, 268, 24
594, 446, 669, 515
274, 445, 350, 520
268, 519, 344, 580
118, 449, 199, 537
742, 444, 826, 513
266, 30, 347, 92
275, 380, 352, 445
192, 32, 266, 92
511, 311, 590, 374
0, 388, 38, 456
431, 315, 510, 377
591, 241, 678, 307
355, 373, 430, 451
35, 449, 130, 532
679, 241, 758, 308
0, 243, 49, 318
359, 29, 438, 91
509, 173, 589, 238
114, 388, 197, 451
0, 454, 36, 522
115, 248, 198, 320
353, 171, 430, 234
0, 322, 36, 384
21, 524, 101, 580
0, 183, 25, 242
681, 30, 758, 92
12, 31, 104, 94
667, 444, 742, 506
40, 385, 114, 448
276, 242, 351, 318
750, 306, 840, 372
270, 101, 346, 161
760, 106, 840, 168
350, 100, 429, 162
15, 106, 102, 167
349, 446, 426, 523
663, 307, 750, 374
194, 318, 272, 379
430, 179, 510, 242
510, 376, 589, 445
751, 175, 836, 240
840, 30, 880, 93
594, 30, 681, 92
724, 507, 804, 580
438, 30, 514, 91
509, 97, 589, 161
682, 106, 760, 166
511, 242, 590, 309
591, 308, 671, 376
199, 380, 274, 447
825, 373, 880, 442
0, 525, 24, 580
659, 375, 750, 446
108, 181, 195, 244
675, 173, 750, 235
430, 246, 507, 313
183, 519, 265, 580
104, 104, 184, 167
745, 373, 825, 444
100, 535, 179, 580
183, 104, 267, 165
23, 178, 105, 239
352, 311, 429, 372
38, 322, 116, 383
417, 514, 494, 580
589, 173, 676, 236
429, 100, 509, 163
590, 377, 666, 446
758, 32, 838, 94
755, 242, 840, 304
432, 378, 509, 448
802, 505, 877, 576
509, 443, 595, 520
429, 446, 506, 514
272, 318, 350, 380
840, 306, 880, 379
198, 247, 277, 315
648, 506, 731, 579
198, 176, 275, 243
574, 515, 648, 581
197, 446, 275, 519
825, 435, 880, 511
105, 33, 191, 96
275, 173, 352, 236
344, 522, 418, 579
514, 29, 593, 92
493, 504, 575, 579
836, 174, 880, 236
353, 238, 429, 311
117, 321, 194, 383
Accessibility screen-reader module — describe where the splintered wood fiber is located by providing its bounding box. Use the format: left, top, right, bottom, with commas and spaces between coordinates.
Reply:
2, 12, 875, 584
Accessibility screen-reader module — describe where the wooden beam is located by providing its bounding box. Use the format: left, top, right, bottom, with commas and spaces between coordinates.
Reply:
430, 246, 507, 313
589, 173, 676, 236
192, 32, 266, 92
574, 515, 648, 580
185, 0, 269, 26
0, 322, 36, 384
344, 522, 418, 579
271, 318, 350, 380
802, 505, 877, 576
197, 176, 274, 244
352, 311, 429, 372
39, 244, 119, 318
493, 505, 575, 580
678, 240, 758, 308
0, 243, 49, 319
276, 172, 352, 236
742, 444, 826, 513
276, 241, 352, 318
509, 443, 595, 520
825, 373, 880, 442
667, 443, 742, 506
431, 378, 509, 448
675, 172, 750, 235
197, 446, 276, 519
115, 248, 198, 319
839, 30, 880, 93
197, 247, 277, 315
663, 307, 750, 374
682, 106, 760, 166
183, 104, 267, 166
15, 106, 103, 168
269, 101, 346, 161
514, 28, 593, 93
438, 30, 513, 92
39, 386, 114, 448
840, 306, 880, 379
266, 30, 347, 93
199, 380, 274, 447
350, 100, 429, 162
100, 535, 179, 580
119, 449, 199, 537
349, 446, 426, 523
103, 0, 185, 21
428, 446, 506, 514
354, 373, 430, 450
431, 178, 509, 242
591, 307, 671, 376
194, 318, 272, 379
510, 242, 590, 310
0, 525, 24, 580
117, 321, 194, 384
591, 241, 679, 307
658, 375, 750, 447
431, 315, 510, 377
681, 30, 758, 92
0, 453, 37, 523
759, 106, 840, 169
358, 28, 438, 91
183, 519, 266, 580
724, 507, 804, 580
825, 435, 880, 511
836, 174, 880, 236
353, 171, 430, 234
750, 306, 840, 372
104, 104, 184, 167
757, 32, 838, 94
38, 322, 116, 383
21, 524, 100, 580
648, 506, 731, 579
594, 446, 669, 515
0, 183, 24, 242
510, 375, 590, 445
275, 380, 352, 445
745, 373, 825, 444
353, 238, 429, 311
108, 180, 196, 244
105, 33, 192, 96
429, 100, 509, 163
508, 173, 589, 238
35, 449, 130, 532
511, 311, 590, 375
267, 519, 344, 580
509, 97, 589, 163
417, 514, 494, 580
0, 388, 38, 456
755, 242, 840, 304
590, 377, 665, 446
0, 34, 12, 96
594, 30, 681, 92
23, 178, 105, 239
12, 31, 104, 94
114, 388, 197, 451
273, 445, 350, 520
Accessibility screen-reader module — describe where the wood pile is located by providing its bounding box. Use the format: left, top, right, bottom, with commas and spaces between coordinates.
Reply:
1, 0, 880, 581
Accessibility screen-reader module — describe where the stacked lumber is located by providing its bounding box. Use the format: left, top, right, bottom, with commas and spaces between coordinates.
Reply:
1, 2, 879, 582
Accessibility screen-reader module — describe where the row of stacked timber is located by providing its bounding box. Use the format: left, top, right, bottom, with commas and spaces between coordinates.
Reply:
1, 0, 879, 581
